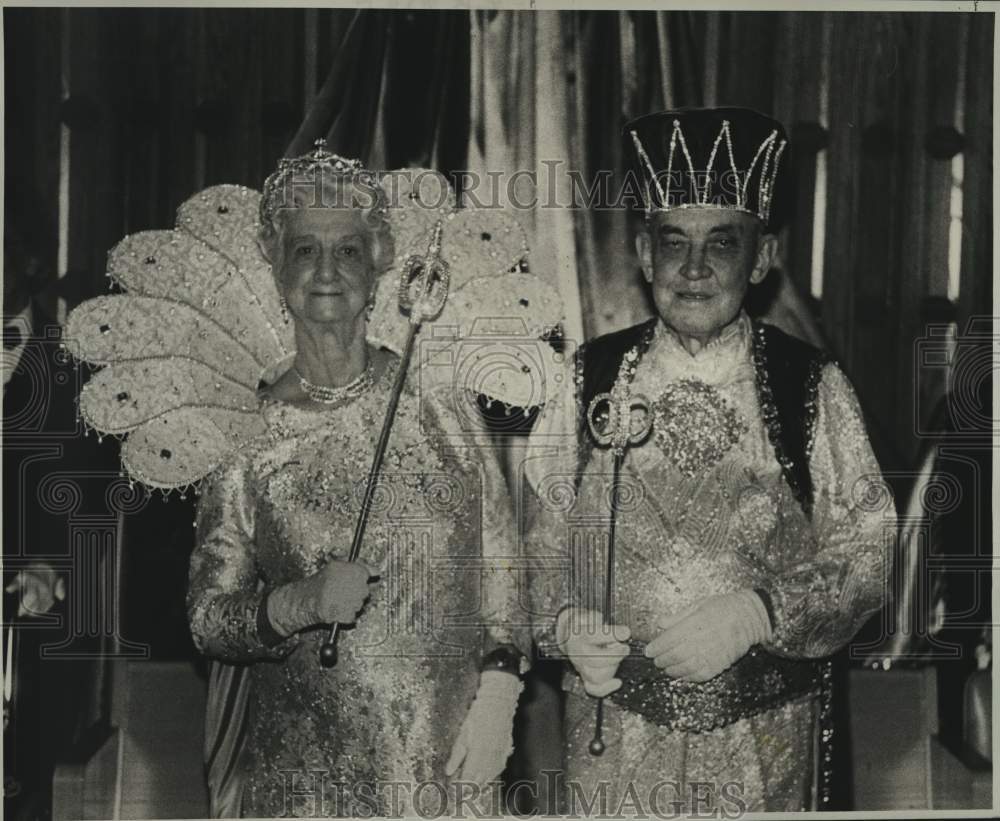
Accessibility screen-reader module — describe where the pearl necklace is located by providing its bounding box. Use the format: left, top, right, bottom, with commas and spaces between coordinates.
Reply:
294, 361, 375, 405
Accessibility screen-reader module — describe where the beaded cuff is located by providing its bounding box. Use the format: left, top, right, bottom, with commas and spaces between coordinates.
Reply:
481, 644, 529, 677
256, 592, 288, 649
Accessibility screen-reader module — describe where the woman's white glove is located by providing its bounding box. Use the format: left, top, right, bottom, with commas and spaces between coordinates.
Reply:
644, 590, 772, 682
445, 670, 523, 785
557, 607, 631, 698
266, 559, 375, 638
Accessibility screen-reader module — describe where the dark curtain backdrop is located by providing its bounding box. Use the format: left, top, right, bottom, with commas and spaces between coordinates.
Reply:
6, 7, 988, 473
286, 9, 471, 171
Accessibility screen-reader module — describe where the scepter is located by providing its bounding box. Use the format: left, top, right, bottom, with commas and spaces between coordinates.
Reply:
583, 363, 651, 754
319, 221, 450, 667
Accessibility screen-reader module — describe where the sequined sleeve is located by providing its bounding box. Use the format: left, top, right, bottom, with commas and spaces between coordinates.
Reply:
762, 364, 895, 658
423, 384, 534, 665
188, 452, 300, 661
522, 354, 584, 656
522, 482, 576, 657
479, 435, 535, 665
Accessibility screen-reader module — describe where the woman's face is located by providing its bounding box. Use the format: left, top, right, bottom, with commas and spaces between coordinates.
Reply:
275, 208, 375, 327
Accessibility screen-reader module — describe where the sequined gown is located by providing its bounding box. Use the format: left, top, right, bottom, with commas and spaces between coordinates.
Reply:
188, 356, 527, 818
527, 314, 893, 814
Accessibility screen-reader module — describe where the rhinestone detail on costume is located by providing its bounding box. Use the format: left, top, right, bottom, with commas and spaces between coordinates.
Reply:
651, 379, 748, 477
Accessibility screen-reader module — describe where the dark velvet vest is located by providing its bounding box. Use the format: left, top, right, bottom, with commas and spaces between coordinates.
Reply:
577, 316, 831, 515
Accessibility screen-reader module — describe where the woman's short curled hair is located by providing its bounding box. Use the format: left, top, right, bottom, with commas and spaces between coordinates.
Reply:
257, 171, 394, 276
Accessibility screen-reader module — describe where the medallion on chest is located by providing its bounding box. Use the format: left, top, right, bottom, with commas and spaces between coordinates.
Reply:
649, 378, 748, 477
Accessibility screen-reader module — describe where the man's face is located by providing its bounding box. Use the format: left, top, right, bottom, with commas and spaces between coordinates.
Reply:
275, 208, 375, 326
636, 209, 775, 345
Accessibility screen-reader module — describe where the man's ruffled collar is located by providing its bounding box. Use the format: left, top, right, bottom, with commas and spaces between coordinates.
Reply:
652, 310, 751, 362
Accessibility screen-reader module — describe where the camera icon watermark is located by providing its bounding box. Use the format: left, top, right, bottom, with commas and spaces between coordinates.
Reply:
417, 318, 574, 439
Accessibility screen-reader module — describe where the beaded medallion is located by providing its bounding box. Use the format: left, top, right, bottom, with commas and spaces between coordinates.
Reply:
650, 379, 748, 477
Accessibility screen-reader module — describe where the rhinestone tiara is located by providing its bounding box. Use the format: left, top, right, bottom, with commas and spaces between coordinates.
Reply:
259, 138, 380, 224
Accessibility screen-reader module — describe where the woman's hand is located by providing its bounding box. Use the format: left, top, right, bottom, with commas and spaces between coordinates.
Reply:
445, 670, 522, 786
266, 559, 376, 638
557, 607, 631, 697
644, 590, 772, 682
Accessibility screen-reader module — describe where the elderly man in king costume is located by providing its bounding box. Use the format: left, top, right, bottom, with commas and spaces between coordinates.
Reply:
527, 107, 894, 813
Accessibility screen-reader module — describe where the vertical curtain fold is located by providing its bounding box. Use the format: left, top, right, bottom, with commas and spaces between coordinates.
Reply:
287, 10, 391, 162
289, 11, 471, 178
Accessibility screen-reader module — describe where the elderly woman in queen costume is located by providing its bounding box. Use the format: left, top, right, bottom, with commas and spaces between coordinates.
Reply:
526, 108, 895, 813
183, 148, 546, 817
68, 140, 565, 817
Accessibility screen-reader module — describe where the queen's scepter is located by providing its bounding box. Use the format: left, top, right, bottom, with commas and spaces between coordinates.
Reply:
319, 221, 450, 667
583, 357, 652, 754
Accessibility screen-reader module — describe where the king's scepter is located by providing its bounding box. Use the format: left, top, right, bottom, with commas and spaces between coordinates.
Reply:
319, 222, 450, 667
583, 357, 652, 754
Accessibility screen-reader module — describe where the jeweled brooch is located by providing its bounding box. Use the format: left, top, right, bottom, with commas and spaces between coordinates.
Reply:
651, 379, 748, 477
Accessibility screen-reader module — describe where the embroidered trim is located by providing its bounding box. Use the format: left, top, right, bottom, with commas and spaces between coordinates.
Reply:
610, 322, 656, 399
803, 357, 827, 459
750, 323, 807, 512
817, 659, 835, 807
578, 322, 656, 433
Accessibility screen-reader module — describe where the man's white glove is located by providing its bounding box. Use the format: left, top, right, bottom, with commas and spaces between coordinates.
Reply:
445, 670, 523, 786
557, 607, 631, 698
5, 565, 65, 617
644, 590, 772, 683
266, 559, 375, 638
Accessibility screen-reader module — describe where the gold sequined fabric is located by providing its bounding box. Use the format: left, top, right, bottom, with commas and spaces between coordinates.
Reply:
188, 356, 528, 818
525, 313, 894, 812
563, 688, 818, 814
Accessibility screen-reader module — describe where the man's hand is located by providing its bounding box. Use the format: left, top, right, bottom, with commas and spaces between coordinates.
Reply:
266, 559, 376, 638
557, 607, 631, 697
445, 670, 522, 786
644, 590, 771, 683
5, 566, 65, 617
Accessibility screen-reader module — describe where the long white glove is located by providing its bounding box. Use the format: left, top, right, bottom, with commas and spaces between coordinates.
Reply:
644, 590, 772, 682
445, 670, 523, 785
266, 559, 375, 638
557, 607, 631, 698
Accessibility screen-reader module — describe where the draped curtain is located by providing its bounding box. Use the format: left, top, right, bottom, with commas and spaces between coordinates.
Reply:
287, 9, 471, 173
